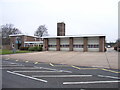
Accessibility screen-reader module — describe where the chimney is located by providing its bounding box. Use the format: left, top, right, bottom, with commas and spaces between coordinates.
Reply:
57, 22, 65, 36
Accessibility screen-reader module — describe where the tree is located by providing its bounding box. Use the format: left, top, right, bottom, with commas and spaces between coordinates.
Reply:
1, 24, 22, 45
34, 25, 48, 37
1, 24, 22, 38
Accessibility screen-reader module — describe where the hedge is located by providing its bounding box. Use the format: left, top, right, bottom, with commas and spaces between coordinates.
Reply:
19, 47, 29, 50
28, 46, 42, 51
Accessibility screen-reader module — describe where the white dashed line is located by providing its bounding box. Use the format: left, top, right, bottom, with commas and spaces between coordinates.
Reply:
32, 75, 93, 78
34, 67, 72, 73
7, 71, 47, 83
10, 63, 18, 64
1, 65, 24, 67
98, 75, 120, 79
13, 70, 70, 73
63, 80, 120, 85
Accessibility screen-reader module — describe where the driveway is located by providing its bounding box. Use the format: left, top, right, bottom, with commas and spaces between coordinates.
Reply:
2, 48, 119, 69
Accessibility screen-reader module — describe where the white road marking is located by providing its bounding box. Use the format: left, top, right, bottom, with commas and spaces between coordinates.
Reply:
37, 67, 57, 71
1, 65, 24, 67
5, 58, 10, 60
32, 75, 93, 78
63, 80, 120, 85
0, 67, 44, 70
10, 63, 18, 64
34, 66, 72, 73
98, 75, 120, 79
7, 71, 47, 83
13, 70, 69, 73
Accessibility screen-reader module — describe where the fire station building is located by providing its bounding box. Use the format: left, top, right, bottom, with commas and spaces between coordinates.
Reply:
43, 22, 105, 52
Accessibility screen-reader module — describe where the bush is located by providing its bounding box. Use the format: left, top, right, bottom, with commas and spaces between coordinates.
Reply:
37, 46, 42, 51
28, 47, 35, 51
28, 46, 42, 51
20, 47, 29, 50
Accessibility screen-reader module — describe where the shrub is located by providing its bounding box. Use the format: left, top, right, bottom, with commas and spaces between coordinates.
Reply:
20, 47, 29, 50
28, 47, 35, 51
37, 46, 42, 51
28, 46, 42, 51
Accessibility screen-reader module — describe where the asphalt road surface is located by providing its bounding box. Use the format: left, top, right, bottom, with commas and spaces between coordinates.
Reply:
1, 58, 120, 89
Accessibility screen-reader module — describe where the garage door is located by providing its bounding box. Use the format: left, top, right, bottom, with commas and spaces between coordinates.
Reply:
88, 37, 99, 52
73, 38, 83, 51
48, 39, 56, 51
60, 38, 69, 51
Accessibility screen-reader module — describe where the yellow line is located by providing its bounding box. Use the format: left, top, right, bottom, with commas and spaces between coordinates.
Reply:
49, 63, 54, 66
72, 66, 81, 69
25, 61, 29, 63
80, 68, 98, 69
34, 62, 38, 64
72, 66, 120, 73
72, 66, 98, 70
101, 69, 120, 74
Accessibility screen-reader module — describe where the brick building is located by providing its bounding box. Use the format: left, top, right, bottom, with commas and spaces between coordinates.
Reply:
9, 34, 43, 49
42, 22, 105, 52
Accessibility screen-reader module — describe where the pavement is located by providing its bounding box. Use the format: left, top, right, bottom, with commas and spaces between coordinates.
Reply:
1, 58, 120, 88
2, 48, 119, 69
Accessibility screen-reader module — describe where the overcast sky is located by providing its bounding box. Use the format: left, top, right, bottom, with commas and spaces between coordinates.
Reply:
0, 0, 119, 42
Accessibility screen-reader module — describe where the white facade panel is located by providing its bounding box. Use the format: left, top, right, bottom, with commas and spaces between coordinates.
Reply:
48, 48, 56, 51
60, 38, 69, 44
88, 48, 99, 52
88, 37, 99, 52
60, 38, 69, 51
73, 48, 83, 51
73, 38, 83, 51
48, 39, 56, 45
88, 37, 99, 44
60, 48, 69, 51
48, 39, 56, 51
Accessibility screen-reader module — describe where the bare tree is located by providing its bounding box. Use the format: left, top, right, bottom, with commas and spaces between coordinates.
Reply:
34, 25, 48, 37
1, 24, 22, 45
1, 24, 22, 38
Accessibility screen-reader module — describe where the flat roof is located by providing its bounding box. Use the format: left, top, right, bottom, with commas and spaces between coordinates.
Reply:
9, 34, 40, 38
24, 41, 43, 44
42, 34, 105, 38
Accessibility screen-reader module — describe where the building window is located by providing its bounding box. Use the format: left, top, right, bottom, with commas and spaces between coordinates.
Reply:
73, 44, 84, 48
48, 45, 56, 48
60, 44, 69, 48
88, 44, 99, 48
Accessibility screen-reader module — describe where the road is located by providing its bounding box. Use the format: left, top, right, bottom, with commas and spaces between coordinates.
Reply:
1, 58, 120, 89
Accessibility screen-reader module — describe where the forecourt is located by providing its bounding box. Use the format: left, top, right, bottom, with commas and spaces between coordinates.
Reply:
1, 57, 119, 88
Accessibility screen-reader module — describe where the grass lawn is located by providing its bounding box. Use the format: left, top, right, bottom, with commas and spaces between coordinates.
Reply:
0, 49, 32, 55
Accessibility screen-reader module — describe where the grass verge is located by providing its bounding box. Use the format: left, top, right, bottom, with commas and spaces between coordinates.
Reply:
0, 49, 32, 55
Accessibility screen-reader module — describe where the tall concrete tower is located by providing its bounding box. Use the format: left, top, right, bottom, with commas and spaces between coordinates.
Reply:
57, 22, 65, 36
